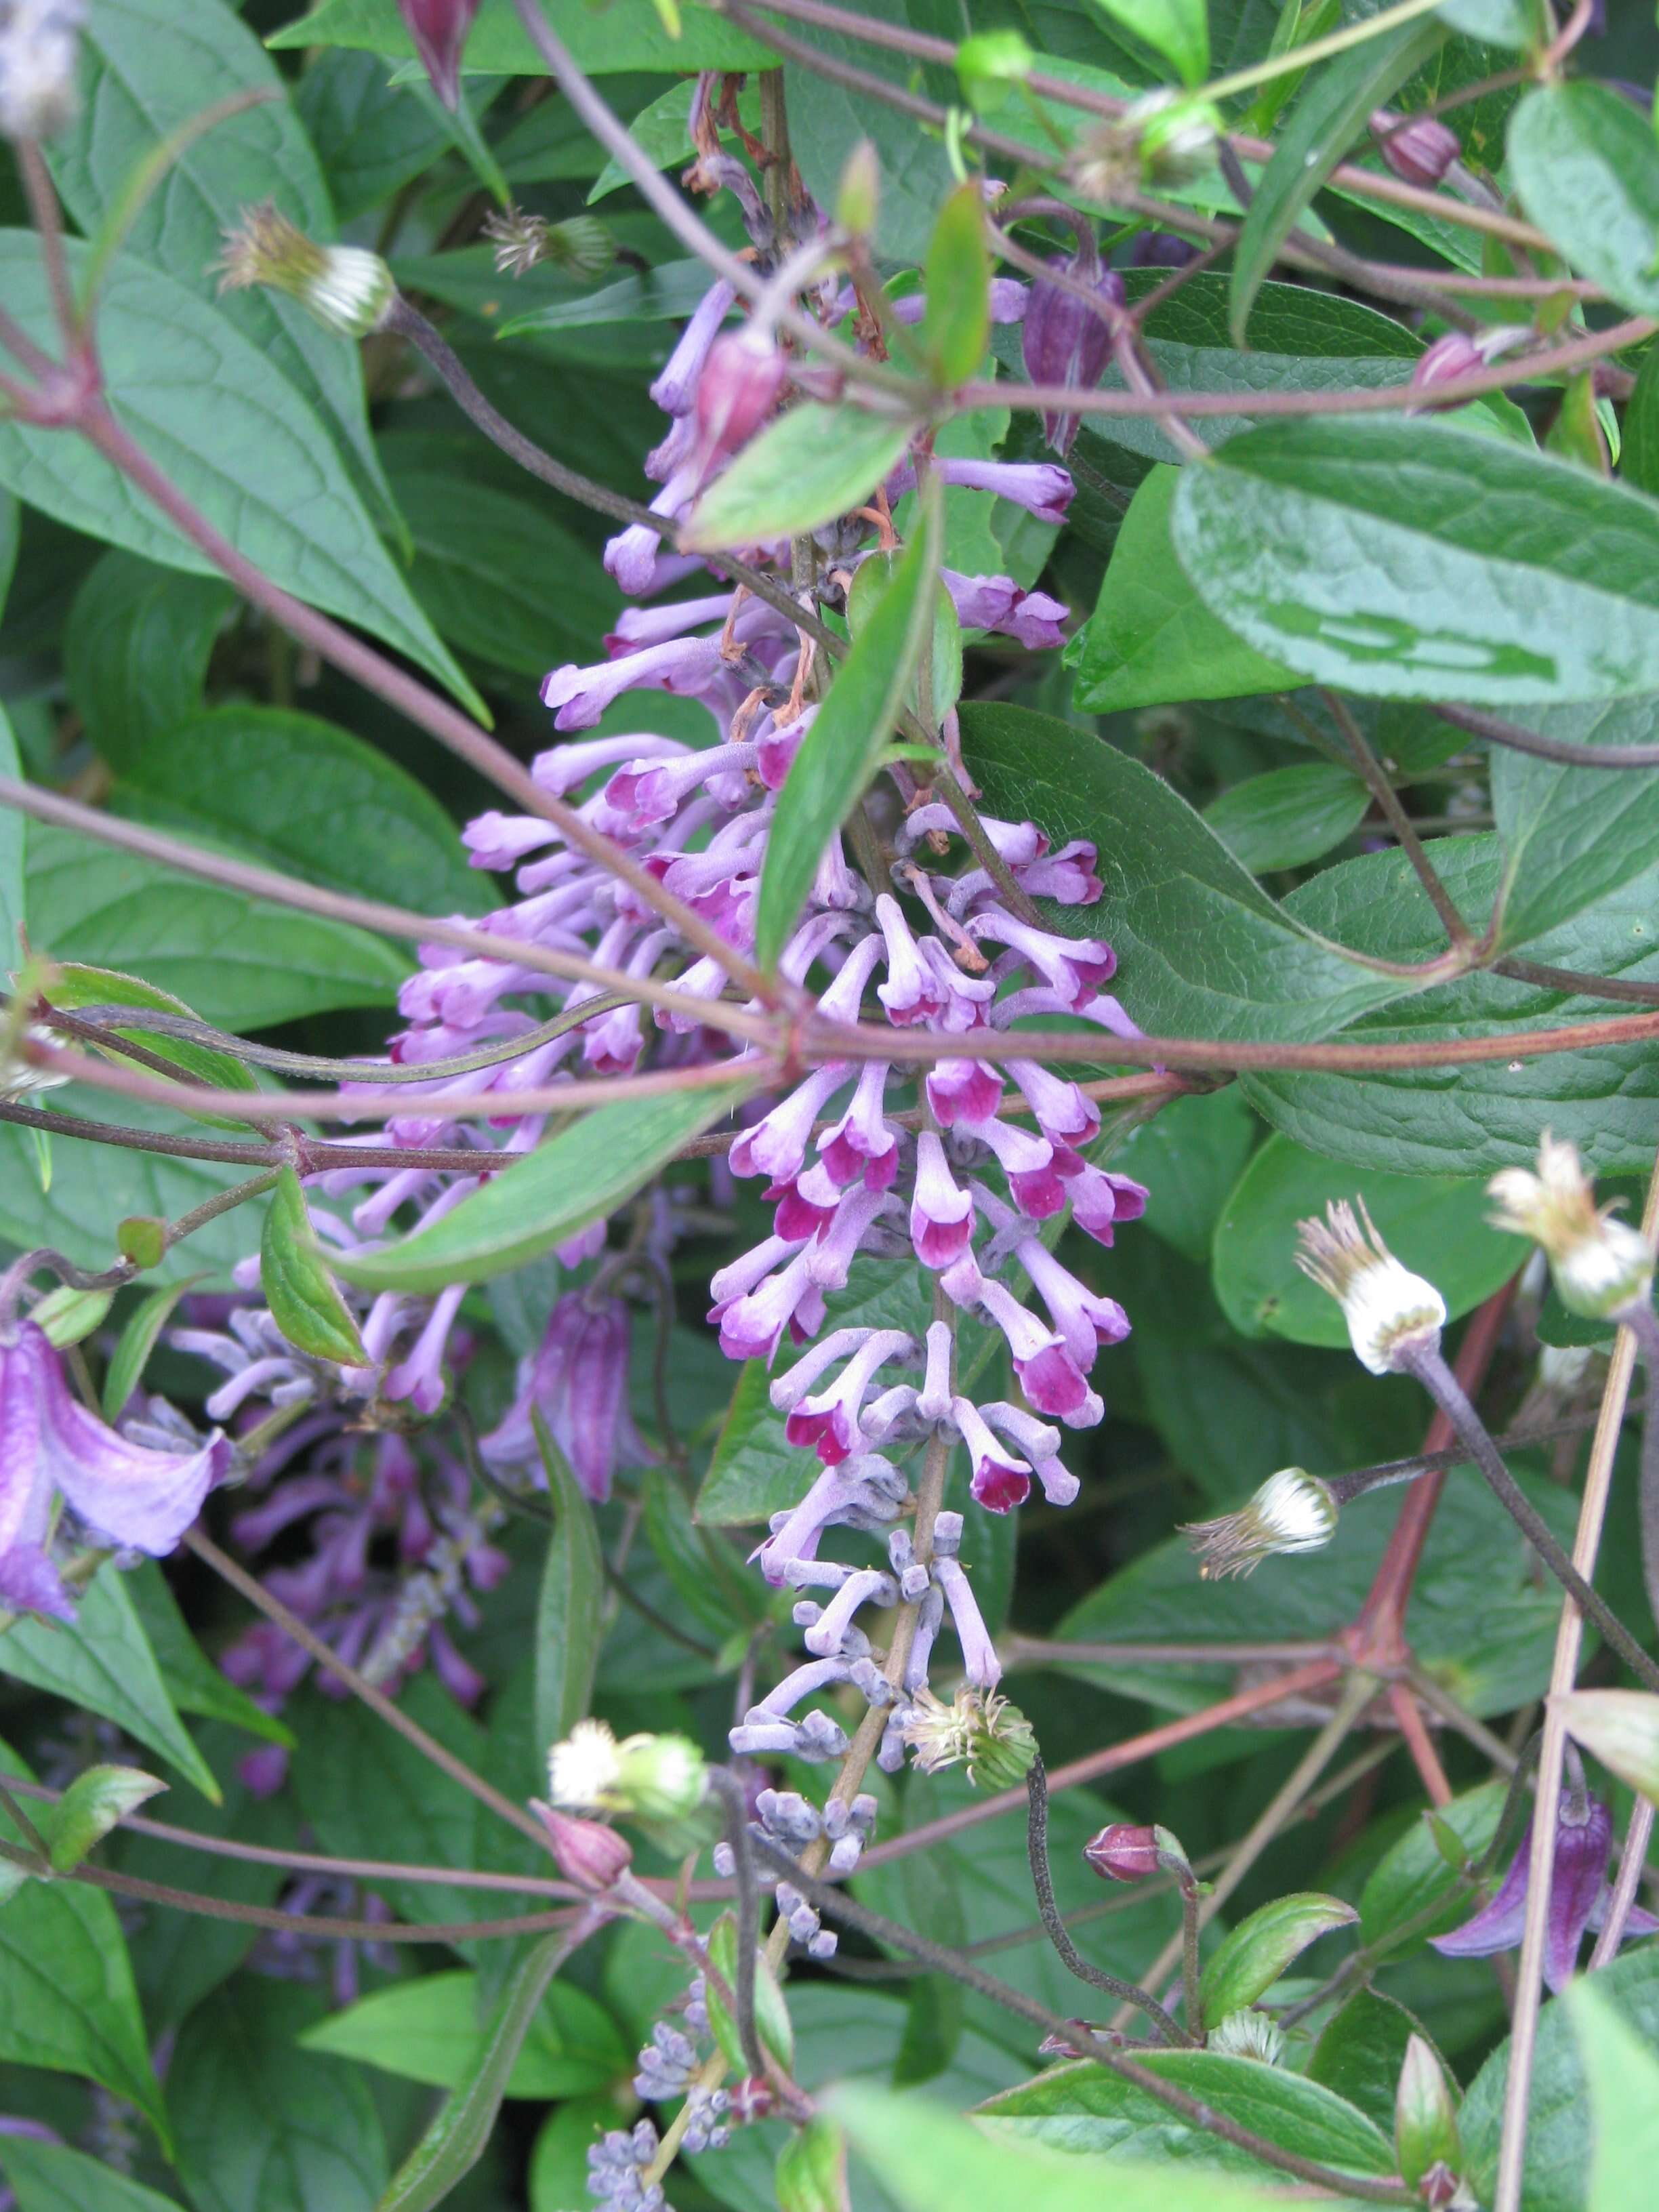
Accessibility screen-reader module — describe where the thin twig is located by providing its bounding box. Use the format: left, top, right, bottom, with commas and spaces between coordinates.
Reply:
1589, 1797, 1655, 1971
708, 1767, 765, 2080
1436, 701, 1659, 771
1324, 693, 1474, 954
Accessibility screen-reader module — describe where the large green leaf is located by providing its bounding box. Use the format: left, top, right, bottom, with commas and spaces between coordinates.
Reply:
1229, 15, 1447, 345
294, 49, 452, 222
978, 2051, 1393, 2176
49, 0, 396, 531
123, 1561, 293, 1748
0, 2139, 186, 2212
0, 235, 481, 715
1357, 1780, 1507, 1955
758, 491, 939, 966
836, 2087, 1303, 2212
1070, 464, 1300, 712
1488, 697, 1659, 948
298, 1967, 627, 2097
384, 466, 619, 680
1172, 418, 1659, 705
1306, 1986, 1427, 2136
1203, 763, 1368, 874
1240, 840, 1659, 1176
0, 1109, 247, 1282
114, 704, 483, 916
1211, 1132, 1517, 1345
0, 1564, 220, 1801
1088, 0, 1206, 83
335, 1081, 756, 1294
27, 821, 405, 1027
1565, 1982, 1659, 2212
63, 552, 232, 773
1460, 1946, 1659, 2212
268, 0, 771, 71
958, 701, 1412, 1040
169, 1979, 387, 2212
1509, 82, 1659, 320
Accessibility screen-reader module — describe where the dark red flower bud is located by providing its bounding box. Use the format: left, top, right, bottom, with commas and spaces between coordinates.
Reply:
532, 1801, 631, 1892
1370, 109, 1460, 190
1082, 1822, 1162, 1882
1021, 251, 1126, 458
398, 0, 482, 110
727, 2076, 775, 2125
694, 329, 787, 466
1410, 332, 1483, 405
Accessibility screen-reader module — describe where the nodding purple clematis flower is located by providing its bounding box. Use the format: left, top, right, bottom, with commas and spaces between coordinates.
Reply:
396, 0, 480, 108
1431, 1790, 1659, 1991
1021, 248, 1124, 457
480, 1293, 654, 1502
0, 1319, 227, 1618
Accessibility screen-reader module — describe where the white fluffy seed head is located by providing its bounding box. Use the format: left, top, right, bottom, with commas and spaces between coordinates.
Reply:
1296, 1199, 1446, 1374
1489, 1133, 1655, 1319
1207, 2008, 1286, 2066
547, 1718, 623, 1813
1183, 1469, 1337, 1582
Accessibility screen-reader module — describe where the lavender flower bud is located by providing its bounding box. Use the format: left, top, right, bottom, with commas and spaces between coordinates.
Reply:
1370, 109, 1460, 190
216, 203, 393, 340
695, 329, 787, 466
1021, 249, 1124, 457
0, 0, 83, 140
397, 0, 481, 109
1295, 1200, 1446, 1375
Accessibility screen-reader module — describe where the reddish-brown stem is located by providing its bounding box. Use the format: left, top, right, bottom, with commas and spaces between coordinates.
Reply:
1388, 1678, 1453, 1806
860, 1656, 1343, 1867
1349, 1279, 1516, 1664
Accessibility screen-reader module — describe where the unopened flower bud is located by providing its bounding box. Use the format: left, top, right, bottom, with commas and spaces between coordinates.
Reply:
695, 329, 787, 466
547, 1717, 708, 1824
1296, 1200, 1446, 1375
1082, 1821, 1172, 1882
1022, 250, 1124, 457
902, 1685, 1036, 1790
217, 204, 394, 340
836, 140, 880, 238
1183, 1468, 1338, 1580
1206, 2007, 1286, 2065
0, 0, 83, 140
1488, 1132, 1655, 1319
1370, 108, 1460, 189
1411, 333, 1483, 398
532, 1801, 632, 1891
1417, 2161, 1478, 2210
398, 0, 481, 110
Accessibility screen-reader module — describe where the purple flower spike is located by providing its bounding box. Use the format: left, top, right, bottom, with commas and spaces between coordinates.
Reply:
1021, 250, 1125, 456
0, 1319, 227, 1617
480, 1294, 653, 1501
397, 0, 481, 108
1431, 1793, 1630, 1992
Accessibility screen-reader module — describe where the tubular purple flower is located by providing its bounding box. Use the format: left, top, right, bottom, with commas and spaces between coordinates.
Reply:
979, 1402, 1078, 1504
1017, 1239, 1131, 1366
926, 1057, 1004, 1129
911, 1132, 975, 1266
931, 1513, 1001, 1685
819, 1061, 900, 1189
540, 638, 729, 731
951, 1396, 1031, 1514
1021, 250, 1124, 456
0, 1319, 227, 1618
962, 1113, 1067, 1219
929, 456, 1074, 523
1430, 1793, 1656, 1990
729, 1063, 850, 1182
783, 1330, 916, 1464
651, 280, 737, 416
1067, 1162, 1150, 1248
941, 569, 1070, 649
694, 328, 787, 465
480, 1294, 653, 1500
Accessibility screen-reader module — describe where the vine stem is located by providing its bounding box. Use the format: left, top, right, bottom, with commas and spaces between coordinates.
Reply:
184, 1529, 553, 1855
1494, 1151, 1659, 2212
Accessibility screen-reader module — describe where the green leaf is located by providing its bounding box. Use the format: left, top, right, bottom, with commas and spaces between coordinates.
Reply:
641, 1466, 763, 1639
684, 405, 918, 553
920, 184, 991, 386
1211, 1133, 1517, 1345
533, 1416, 604, 1756
1070, 464, 1300, 712
51, 0, 397, 533
1088, 0, 1206, 83
0, 706, 24, 973
1203, 764, 1368, 874
122, 1561, 293, 1748
299, 1966, 627, 2098
0, 1111, 247, 1284
1394, 2031, 1462, 2192
29, 1284, 115, 1348
28, 824, 405, 1028
1460, 1947, 1659, 2212
1240, 840, 1659, 1175
1488, 697, 1659, 948
959, 701, 1409, 1042
335, 1081, 757, 1294
776, 2116, 851, 2212
0, 1862, 170, 2149
0, 2138, 187, 2212
835, 2084, 1305, 2212
1357, 1780, 1506, 1954
1229, 14, 1447, 345
295, 49, 452, 222
382, 466, 620, 682
758, 489, 941, 966
0, 234, 482, 716
1197, 1892, 1358, 2026
1622, 346, 1659, 498
1555, 1688, 1659, 1808
260, 1164, 368, 1366
42, 1763, 165, 1872
1306, 1986, 1427, 2137
102, 1278, 199, 1420
1172, 417, 1659, 705
1509, 83, 1659, 320
529, 2095, 617, 2212
0, 1564, 220, 1802
45, 961, 258, 1104
115, 705, 484, 916
170, 1979, 387, 2212
1565, 1980, 1659, 2212
705, 1909, 796, 2074
977, 2050, 1394, 2177
268, 0, 772, 73
1114, 1088, 1260, 1266
588, 79, 759, 202
375, 1943, 609, 2212
493, 256, 720, 338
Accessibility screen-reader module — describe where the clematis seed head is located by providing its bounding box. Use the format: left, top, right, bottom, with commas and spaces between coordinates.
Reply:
903, 1685, 1036, 1790
1295, 1199, 1446, 1374
1183, 1468, 1338, 1580
1488, 1132, 1655, 1319
217, 204, 394, 340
